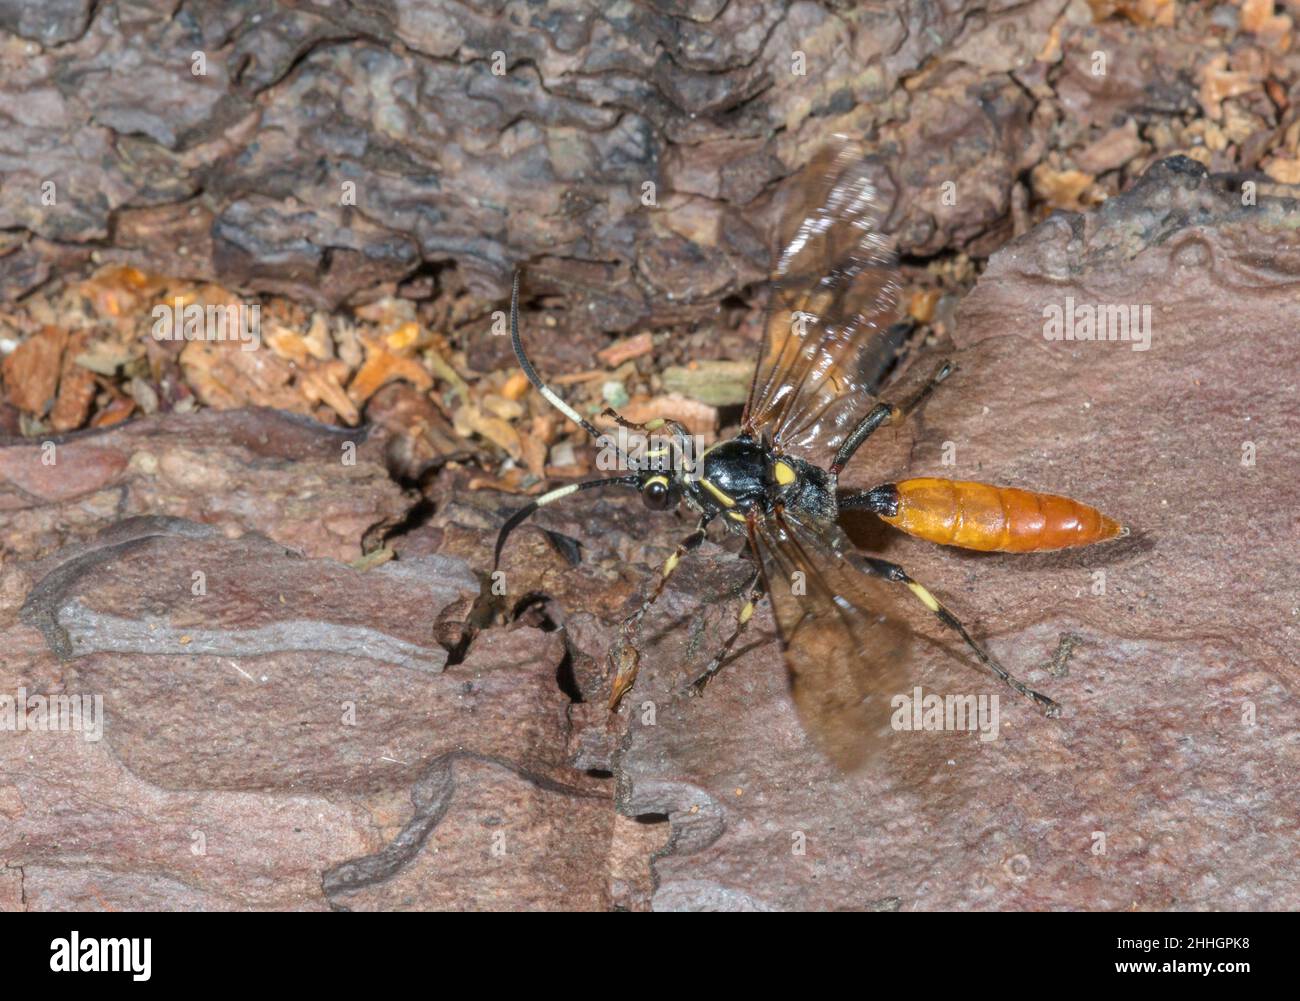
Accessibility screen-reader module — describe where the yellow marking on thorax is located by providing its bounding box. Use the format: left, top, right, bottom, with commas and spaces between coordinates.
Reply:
773, 460, 797, 486
701, 478, 736, 508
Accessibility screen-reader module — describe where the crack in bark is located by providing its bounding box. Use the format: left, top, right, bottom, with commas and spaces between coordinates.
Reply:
321, 750, 608, 906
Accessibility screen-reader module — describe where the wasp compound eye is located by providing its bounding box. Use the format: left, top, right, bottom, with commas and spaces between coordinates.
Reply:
641, 475, 674, 511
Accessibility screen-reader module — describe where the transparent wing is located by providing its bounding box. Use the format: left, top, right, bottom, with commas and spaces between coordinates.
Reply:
743, 138, 902, 465
748, 506, 917, 772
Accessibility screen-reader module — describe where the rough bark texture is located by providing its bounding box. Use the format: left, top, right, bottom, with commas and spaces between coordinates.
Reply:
10, 0, 1293, 317
1, 1, 1298, 911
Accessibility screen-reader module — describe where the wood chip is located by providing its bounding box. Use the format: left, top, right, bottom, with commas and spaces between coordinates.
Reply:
1030, 164, 1097, 211
908, 289, 941, 325
74, 341, 139, 376
181, 339, 305, 413
1198, 55, 1258, 121
661, 360, 752, 407
385, 321, 421, 352
551, 368, 612, 386
1087, 0, 1174, 28
2, 325, 67, 415
348, 334, 434, 406
501, 370, 531, 401
349, 548, 395, 571
299, 365, 360, 424
89, 394, 136, 428
481, 393, 525, 421
1240, 0, 1292, 50
1075, 120, 1147, 175
596, 332, 653, 367
1262, 156, 1300, 183
50, 330, 96, 431
520, 427, 548, 479
454, 404, 523, 459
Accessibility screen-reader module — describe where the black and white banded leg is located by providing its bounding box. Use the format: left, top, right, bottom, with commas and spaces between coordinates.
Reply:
850, 554, 1062, 717
620, 515, 711, 639
609, 515, 713, 708
685, 571, 765, 696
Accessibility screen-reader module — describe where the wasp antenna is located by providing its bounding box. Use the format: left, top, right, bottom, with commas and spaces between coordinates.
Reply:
510, 271, 609, 443
493, 474, 640, 569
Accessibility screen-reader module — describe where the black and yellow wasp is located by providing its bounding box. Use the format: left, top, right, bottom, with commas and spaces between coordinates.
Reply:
494, 139, 1122, 768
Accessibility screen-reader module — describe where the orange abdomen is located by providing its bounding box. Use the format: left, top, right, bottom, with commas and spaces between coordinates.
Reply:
879, 478, 1124, 552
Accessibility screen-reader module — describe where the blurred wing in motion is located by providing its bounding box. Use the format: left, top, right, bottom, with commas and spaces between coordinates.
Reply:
748, 505, 916, 772
744, 139, 903, 465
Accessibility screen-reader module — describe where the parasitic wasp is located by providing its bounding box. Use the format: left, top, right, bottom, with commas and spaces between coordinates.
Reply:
494, 137, 1126, 768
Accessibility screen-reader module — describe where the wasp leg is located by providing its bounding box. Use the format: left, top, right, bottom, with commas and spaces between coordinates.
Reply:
623, 516, 710, 635
850, 554, 1062, 717
601, 407, 653, 431
609, 515, 711, 708
684, 571, 765, 696
598, 410, 701, 476
831, 361, 953, 475
599, 409, 685, 439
